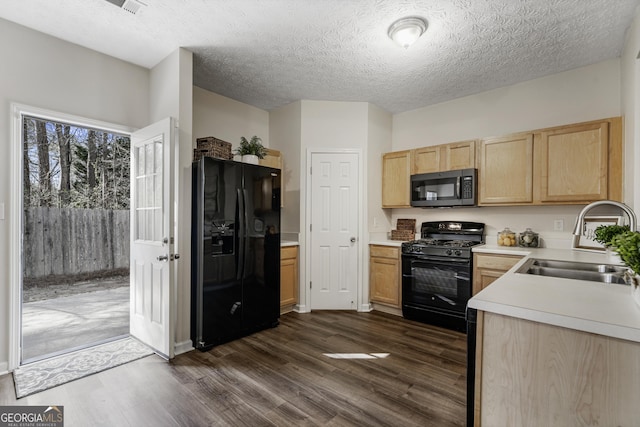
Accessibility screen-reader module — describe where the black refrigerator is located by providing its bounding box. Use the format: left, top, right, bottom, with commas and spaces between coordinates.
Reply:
191, 156, 281, 350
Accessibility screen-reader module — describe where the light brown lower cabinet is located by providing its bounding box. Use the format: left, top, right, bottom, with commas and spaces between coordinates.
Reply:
369, 245, 401, 308
475, 312, 640, 425
472, 253, 524, 295
280, 246, 298, 312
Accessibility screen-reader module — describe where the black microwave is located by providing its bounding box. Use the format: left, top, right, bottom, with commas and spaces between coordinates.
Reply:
410, 168, 477, 207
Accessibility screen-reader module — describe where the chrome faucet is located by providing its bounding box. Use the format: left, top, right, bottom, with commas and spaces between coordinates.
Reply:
573, 200, 637, 235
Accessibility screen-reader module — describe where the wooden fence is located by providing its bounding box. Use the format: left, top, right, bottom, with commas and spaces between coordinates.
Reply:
23, 207, 129, 279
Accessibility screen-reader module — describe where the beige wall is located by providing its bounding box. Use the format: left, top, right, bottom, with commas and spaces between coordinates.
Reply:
390, 59, 623, 244
269, 101, 302, 235
367, 104, 393, 235
393, 59, 621, 150
149, 48, 194, 352
0, 19, 150, 372
622, 6, 640, 214
193, 87, 269, 152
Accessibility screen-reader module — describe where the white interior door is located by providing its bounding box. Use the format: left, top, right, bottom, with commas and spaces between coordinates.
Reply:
310, 152, 359, 309
130, 117, 176, 358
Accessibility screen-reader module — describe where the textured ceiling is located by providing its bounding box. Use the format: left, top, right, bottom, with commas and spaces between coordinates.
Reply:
1, 0, 638, 113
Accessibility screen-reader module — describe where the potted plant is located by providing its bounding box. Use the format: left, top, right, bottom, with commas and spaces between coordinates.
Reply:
235, 136, 267, 164
609, 230, 640, 307
593, 224, 630, 247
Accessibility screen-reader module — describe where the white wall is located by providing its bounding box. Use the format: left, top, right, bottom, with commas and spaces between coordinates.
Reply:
391, 59, 623, 244
621, 7, 640, 215
269, 101, 302, 235
0, 19, 150, 372
149, 48, 194, 353
193, 87, 269, 152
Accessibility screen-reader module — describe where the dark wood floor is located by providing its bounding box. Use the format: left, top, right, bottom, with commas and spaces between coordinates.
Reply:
0, 311, 467, 426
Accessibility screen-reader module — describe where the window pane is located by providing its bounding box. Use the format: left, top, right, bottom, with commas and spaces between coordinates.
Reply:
154, 140, 162, 174
137, 147, 144, 178
145, 143, 154, 175
137, 209, 145, 241
154, 208, 162, 242
154, 175, 162, 207
146, 209, 154, 242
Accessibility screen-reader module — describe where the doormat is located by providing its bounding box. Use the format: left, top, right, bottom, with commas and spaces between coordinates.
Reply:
13, 337, 154, 398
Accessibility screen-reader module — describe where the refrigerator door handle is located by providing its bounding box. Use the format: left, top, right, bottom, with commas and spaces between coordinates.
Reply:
236, 188, 245, 281
242, 188, 250, 280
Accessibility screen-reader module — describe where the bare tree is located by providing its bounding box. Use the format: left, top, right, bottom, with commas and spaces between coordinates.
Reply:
23, 118, 31, 206
87, 129, 97, 191
36, 120, 51, 206
56, 123, 72, 205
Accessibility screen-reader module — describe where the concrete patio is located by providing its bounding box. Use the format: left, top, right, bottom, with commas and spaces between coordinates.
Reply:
22, 285, 129, 362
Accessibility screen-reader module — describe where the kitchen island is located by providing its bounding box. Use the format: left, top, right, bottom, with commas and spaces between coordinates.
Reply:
468, 246, 640, 426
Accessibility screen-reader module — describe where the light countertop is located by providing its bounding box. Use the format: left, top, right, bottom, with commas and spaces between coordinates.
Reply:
281, 240, 299, 247
468, 246, 640, 343
369, 239, 404, 247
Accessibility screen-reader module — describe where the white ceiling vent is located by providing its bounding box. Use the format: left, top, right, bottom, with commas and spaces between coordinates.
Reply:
122, 0, 146, 15
105, 0, 146, 15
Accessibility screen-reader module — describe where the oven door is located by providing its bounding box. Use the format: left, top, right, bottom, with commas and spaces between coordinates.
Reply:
402, 255, 471, 315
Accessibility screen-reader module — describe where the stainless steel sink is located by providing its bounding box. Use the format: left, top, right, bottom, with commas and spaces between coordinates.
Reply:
515, 258, 628, 285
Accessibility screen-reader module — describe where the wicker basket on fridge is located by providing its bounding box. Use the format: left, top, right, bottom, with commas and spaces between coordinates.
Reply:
193, 136, 233, 161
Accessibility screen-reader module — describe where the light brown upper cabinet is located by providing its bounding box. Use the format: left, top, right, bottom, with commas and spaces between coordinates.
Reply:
259, 148, 284, 207
382, 150, 412, 208
478, 117, 622, 206
259, 148, 282, 169
478, 133, 534, 205
413, 140, 476, 174
536, 121, 611, 202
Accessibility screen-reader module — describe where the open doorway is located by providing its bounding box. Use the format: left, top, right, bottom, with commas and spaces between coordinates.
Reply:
20, 113, 131, 363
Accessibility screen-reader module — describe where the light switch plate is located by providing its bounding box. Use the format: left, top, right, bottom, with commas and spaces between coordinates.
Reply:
554, 219, 564, 231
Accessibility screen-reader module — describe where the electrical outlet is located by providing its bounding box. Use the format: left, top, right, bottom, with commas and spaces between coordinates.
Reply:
554, 219, 564, 231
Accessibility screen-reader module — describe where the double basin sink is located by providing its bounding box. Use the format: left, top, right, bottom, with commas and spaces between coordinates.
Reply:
516, 258, 629, 285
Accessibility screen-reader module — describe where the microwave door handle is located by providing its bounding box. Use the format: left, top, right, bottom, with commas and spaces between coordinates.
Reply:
456, 176, 461, 199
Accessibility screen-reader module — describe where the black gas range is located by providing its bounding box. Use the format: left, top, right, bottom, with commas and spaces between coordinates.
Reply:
401, 221, 485, 332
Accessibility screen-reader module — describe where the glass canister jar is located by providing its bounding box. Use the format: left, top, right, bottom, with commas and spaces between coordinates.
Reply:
518, 228, 539, 247
497, 227, 517, 246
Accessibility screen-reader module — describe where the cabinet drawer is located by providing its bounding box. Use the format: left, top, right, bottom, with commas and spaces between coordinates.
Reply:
370, 245, 400, 259
475, 253, 523, 271
281, 246, 298, 260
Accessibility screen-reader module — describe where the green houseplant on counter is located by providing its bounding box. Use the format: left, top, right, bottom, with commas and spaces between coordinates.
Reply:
594, 224, 640, 307
593, 224, 630, 247
610, 231, 640, 278
235, 136, 267, 164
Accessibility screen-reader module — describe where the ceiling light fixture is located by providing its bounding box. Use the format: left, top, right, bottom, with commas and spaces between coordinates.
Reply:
388, 17, 428, 49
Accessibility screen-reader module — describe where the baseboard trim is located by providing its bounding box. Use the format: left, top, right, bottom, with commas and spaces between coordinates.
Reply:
358, 303, 373, 312
371, 304, 402, 317
174, 340, 194, 356
0, 361, 8, 376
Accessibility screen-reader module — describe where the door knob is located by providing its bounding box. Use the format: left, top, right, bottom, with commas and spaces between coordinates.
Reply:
350, 237, 357, 243
157, 255, 169, 261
